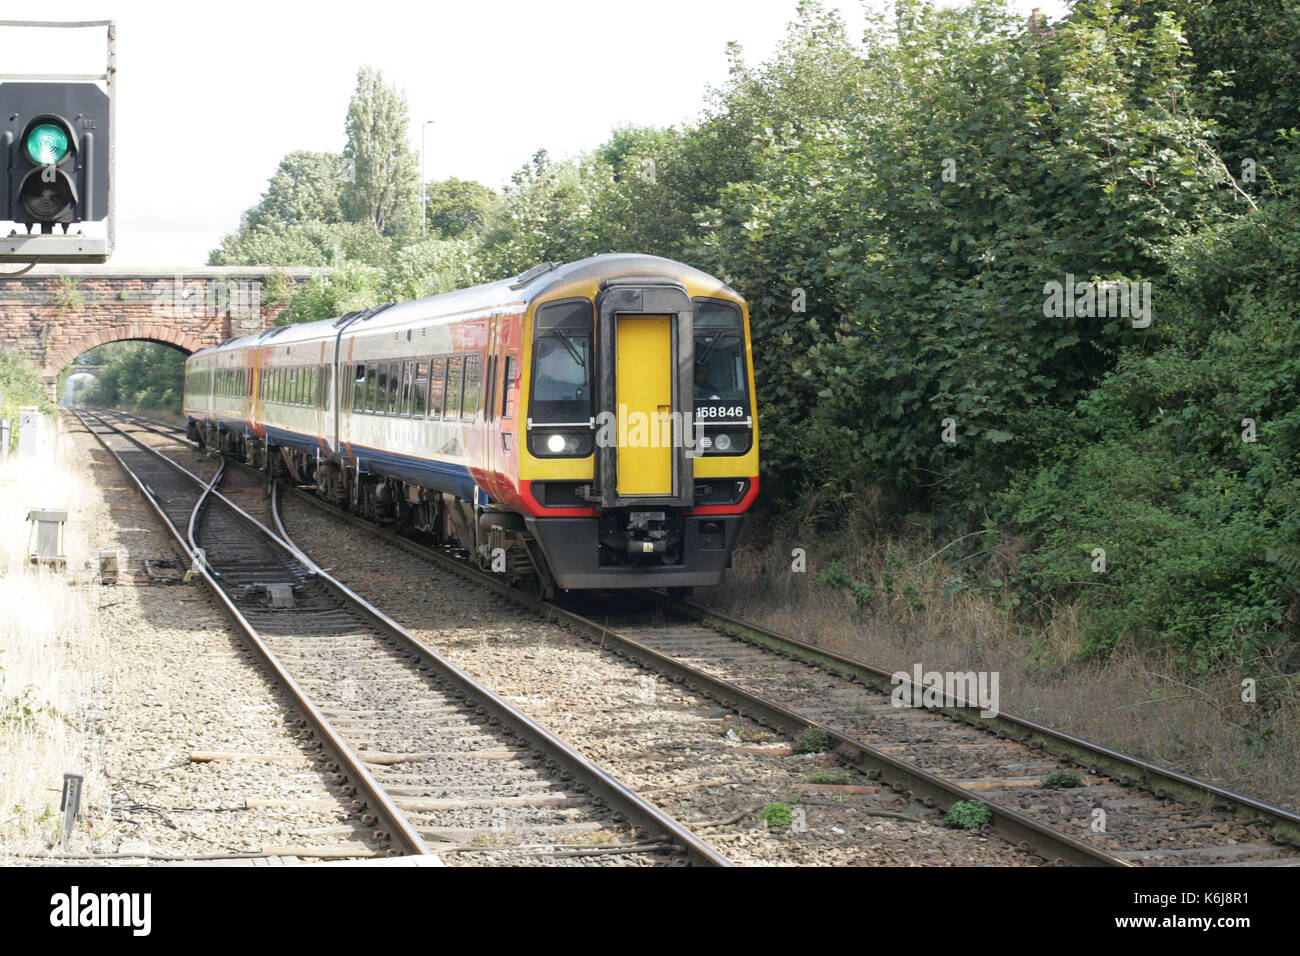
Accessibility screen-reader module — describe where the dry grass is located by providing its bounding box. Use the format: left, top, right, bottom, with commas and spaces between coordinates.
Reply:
707, 495, 1300, 812
0, 419, 113, 859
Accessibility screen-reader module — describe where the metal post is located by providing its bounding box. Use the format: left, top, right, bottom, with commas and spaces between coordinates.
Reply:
60, 773, 83, 849
421, 119, 435, 237
0, 419, 9, 466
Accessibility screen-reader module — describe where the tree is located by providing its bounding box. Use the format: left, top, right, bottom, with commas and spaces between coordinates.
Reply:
244, 150, 347, 230
210, 220, 392, 268
340, 66, 420, 238
423, 178, 498, 238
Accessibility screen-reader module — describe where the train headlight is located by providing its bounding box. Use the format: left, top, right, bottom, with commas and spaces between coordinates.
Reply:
529, 428, 594, 458
713, 433, 732, 452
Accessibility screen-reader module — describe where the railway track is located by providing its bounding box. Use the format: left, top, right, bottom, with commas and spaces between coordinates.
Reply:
98, 408, 1300, 865
77, 409, 728, 866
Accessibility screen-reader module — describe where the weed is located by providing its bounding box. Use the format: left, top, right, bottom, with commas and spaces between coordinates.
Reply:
814, 561, 851, 590
944, 800, 992, 829
1043, 770, 1083, 789
759, 802, 793, 827
794, 727, 832, 754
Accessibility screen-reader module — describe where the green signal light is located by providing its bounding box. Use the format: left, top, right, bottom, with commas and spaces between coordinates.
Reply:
25, 123, 70, 165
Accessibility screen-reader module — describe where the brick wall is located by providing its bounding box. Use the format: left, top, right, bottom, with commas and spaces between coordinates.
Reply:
0, 266, 327, 379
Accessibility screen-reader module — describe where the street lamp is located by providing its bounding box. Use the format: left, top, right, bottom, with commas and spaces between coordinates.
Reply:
421, 119, 435, 237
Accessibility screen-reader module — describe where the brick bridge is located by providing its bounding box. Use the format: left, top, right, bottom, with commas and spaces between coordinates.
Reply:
0, 265, 328, 382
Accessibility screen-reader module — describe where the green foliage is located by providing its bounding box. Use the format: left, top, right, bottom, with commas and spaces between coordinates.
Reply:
261, 269, 292, 307
794, 727, 832, 753
244, 150, 347, 230
341, 66, 421, 238
998, 195, 1300, 666
278, 262, 384, 325
1, 684, 52, 728
0, 353, 54, 430
1116, 0, 1300, 184
210, 220, 391, 268
423, 177, 498, 238
51, 276, 83, 312
813, 560, 851, 590
759, 802, 794, 827
381, 238, 485, 302
1043, 770, 1084, 789
695, 0, 1237, 519
79, 342, 187, 414
944, 800, 992, 829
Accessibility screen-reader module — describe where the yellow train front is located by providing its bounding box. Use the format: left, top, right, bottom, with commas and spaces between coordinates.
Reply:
182, 253, 759, 596
506, 255, 759, 593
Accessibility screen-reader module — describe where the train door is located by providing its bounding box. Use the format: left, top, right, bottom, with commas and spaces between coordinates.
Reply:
615, 314, 673, 495
317, 342, 329, 451
594, 278, 695, 509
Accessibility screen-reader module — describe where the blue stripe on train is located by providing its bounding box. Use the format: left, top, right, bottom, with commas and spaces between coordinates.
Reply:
264, 426, 479, 501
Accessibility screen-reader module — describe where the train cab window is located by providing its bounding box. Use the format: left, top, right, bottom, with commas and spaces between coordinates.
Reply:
461, 354, 481, 421
428, 357, 446, 419
502, 353, 518, 418
444, 356, 463, 420
413, 362, 429, 417
530, 300, 593, 424
692, 300, 748, 402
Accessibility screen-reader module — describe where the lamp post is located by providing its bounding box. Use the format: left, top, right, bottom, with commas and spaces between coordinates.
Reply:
421, 119, 435, 237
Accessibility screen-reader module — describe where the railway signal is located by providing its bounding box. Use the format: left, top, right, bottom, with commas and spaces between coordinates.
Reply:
0, 20, 115, 263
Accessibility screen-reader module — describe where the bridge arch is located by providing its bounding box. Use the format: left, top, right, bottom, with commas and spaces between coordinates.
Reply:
46, 324, 209, 379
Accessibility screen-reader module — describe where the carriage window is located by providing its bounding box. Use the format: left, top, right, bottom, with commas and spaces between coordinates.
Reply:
461, 354, 481, 421
530, 300, 593, 424
364, 364, 378, 412
428, 357, 446, 418
400, 361, 415, 416
444, 356, 463, 420
413, 361, 429, 417
692, 299, 748, 403
352, 364, 364, 411
382, 363, 396, 415
502, 352, 517, 418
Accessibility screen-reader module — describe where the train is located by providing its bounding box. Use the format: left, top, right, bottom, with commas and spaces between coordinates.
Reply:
181, 254, 759, 596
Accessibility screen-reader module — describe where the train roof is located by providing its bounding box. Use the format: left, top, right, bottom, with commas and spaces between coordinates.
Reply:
188, 254, 739, 360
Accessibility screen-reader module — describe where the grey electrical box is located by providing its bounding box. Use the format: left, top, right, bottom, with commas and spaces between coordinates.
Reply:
27, 508, 68, 569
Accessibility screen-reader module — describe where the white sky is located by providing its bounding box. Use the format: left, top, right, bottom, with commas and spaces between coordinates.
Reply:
3, 0, 1071, 266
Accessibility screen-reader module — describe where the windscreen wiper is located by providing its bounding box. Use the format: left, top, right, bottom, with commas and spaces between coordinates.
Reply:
552, 329, 586, 368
